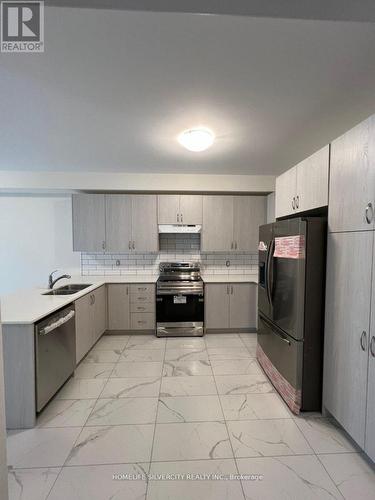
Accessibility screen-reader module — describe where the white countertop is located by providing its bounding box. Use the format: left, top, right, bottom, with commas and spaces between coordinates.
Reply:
0, 273, 258, 325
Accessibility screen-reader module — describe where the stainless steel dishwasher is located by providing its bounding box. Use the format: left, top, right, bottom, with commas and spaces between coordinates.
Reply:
35, 304, 76, 412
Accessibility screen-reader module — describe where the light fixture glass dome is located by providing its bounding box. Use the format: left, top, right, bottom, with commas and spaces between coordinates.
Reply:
178, 127, 215, 152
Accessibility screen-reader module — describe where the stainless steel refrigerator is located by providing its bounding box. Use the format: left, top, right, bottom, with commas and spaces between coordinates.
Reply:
257, 217, 326, 414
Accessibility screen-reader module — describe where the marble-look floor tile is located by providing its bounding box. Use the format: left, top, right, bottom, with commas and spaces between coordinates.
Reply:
160, 376, 217, 396
55, 378, 106, 400
37, 399, 95, 428
205, 338, 244, 348
66, 424, 154, 465
8, 467, 61, 500
295, 417, 358, 454
152, 421, 232, 461
101, 377, 161, 398
121, 349, 164, 362
227, 419, 313, 457
83, 350, 121, 363
157, 396, 223, 423
162, 360, 212, 377
244, 345, 257, 357
7, 427, 81, 468
48, 463, 148, 500
215, 374, 274, 395
87, 397, 158, 425
208, 348, 253, 360
164, 348, 209, 362
166, 337, 206, 350
147, 459, 245, 500
74, 363, 115, 379
220, 394, 291, 420
126, 335, 166, 350
111, 361, 163, 378
94, 335, 129, 350
205, 333, 240, 339
210, 359, 262, 376
239, 333, 258, 341
237, 455, 342, 499
318, 452, 375, 500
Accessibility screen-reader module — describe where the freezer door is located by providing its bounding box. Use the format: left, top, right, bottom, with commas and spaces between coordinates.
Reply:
258, 313, 303, 392
269, 218, 307, 341
258, 223, 274, 319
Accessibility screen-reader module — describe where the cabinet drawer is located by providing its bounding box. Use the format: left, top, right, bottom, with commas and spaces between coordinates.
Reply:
130, 284, 155, 295
130, 293, 154, 304
130, 302, 155, 314
131, 313, 155, 330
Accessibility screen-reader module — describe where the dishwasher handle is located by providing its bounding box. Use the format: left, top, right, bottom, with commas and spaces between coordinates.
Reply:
39, 310, 75, 336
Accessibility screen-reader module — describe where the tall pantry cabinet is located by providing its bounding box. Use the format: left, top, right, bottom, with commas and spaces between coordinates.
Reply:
323, 114, 375, 459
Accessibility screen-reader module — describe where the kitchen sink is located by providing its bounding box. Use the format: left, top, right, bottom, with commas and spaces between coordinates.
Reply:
43, 284, 92, 296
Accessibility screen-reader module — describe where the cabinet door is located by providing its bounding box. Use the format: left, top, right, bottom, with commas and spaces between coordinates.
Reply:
323, 232, 373, 448
158, 195, 180, 224
107, 284, 130, 330
296, 145, 329, 213
179, 195, 203, 225
131, 195, 158, 252
329, 116, 375, 232
75, 294, 93, 363
92, 286, 107, 342
205, 284, 230, 329
365, 245, 375, 461
233, 196, 266, 251
105, 195, 132, 252
275, 167, 297, 219
229, 283, 257, 329
202, 196, 234, 251
72, 194, 105, 252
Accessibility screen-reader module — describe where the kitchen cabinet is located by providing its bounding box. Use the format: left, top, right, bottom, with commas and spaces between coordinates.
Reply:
205, 283, 257, 330
323, 232, 373, 448
131, 195, 158, 252
158, 195, 203, 225
72, 194, 106, 251
329, 116, 375, 232
202, 196, 266, 252
275, 145, 329, 219
105, 195, 132, 252
108, 283, 155, 331
107, 284, 130, 331
75, 286, 107, 363
233, 196, 266, 252
365, 238, 375, 461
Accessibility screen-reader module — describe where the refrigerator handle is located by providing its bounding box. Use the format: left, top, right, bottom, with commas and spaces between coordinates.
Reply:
266, 238, 275, 306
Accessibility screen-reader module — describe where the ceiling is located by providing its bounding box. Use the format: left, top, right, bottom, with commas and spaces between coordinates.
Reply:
1, 7, 375, 175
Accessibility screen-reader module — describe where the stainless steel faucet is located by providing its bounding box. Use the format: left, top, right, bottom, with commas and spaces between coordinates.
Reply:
48, 270, 72, 289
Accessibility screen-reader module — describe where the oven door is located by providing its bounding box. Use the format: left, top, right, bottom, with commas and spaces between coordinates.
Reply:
156, 293, 204, 336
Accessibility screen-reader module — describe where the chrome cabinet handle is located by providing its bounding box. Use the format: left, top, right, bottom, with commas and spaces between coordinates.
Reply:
370, 336, 375, 357
226, 285, 229, 294
132, 241, 135, 250
365, 202, 374, 224
360, 331, 367, 351
181, 213, 183, 223
292, 197, 295, 210
231, 285, 233, 294
296, 195, 299, 209
177, 214, 180, 222
128, 241, 131, 250
102, 241, 106, 250
92, 294, 96, 304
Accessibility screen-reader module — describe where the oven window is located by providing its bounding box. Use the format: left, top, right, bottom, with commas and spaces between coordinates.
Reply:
156, 295, 204, 323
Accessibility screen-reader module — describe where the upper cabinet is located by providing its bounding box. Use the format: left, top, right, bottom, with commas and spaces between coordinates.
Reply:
72, 194, 106, 252
158, 195, 202, 225
202, 195, 266, 252
73, 194, 158, 252
329, 116, 375, 233
275, 145, 329, 219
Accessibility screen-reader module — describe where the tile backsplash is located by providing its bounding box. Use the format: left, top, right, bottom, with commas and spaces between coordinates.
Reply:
81, 234, 258, 276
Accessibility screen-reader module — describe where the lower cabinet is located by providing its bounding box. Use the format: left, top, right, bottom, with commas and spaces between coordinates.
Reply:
75, 286, 107, 363
205, 283, 257, 330
107, 283, 155, 331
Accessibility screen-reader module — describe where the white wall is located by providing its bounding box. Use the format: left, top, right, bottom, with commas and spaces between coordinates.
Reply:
0, 195, 81, 295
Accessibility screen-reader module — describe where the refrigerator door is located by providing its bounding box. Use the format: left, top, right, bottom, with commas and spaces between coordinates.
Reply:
258, 223, 274, 319
269, 218, 307, 341
258, 313, 303, 393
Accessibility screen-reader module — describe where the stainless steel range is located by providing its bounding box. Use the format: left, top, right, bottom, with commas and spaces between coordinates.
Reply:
156, 262, 204, 337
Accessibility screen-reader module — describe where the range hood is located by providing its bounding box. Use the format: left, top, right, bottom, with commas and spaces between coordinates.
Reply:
158, 224, 202, 234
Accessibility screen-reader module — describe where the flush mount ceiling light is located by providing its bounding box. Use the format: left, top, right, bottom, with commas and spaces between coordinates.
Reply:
178, 127, 215, 152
